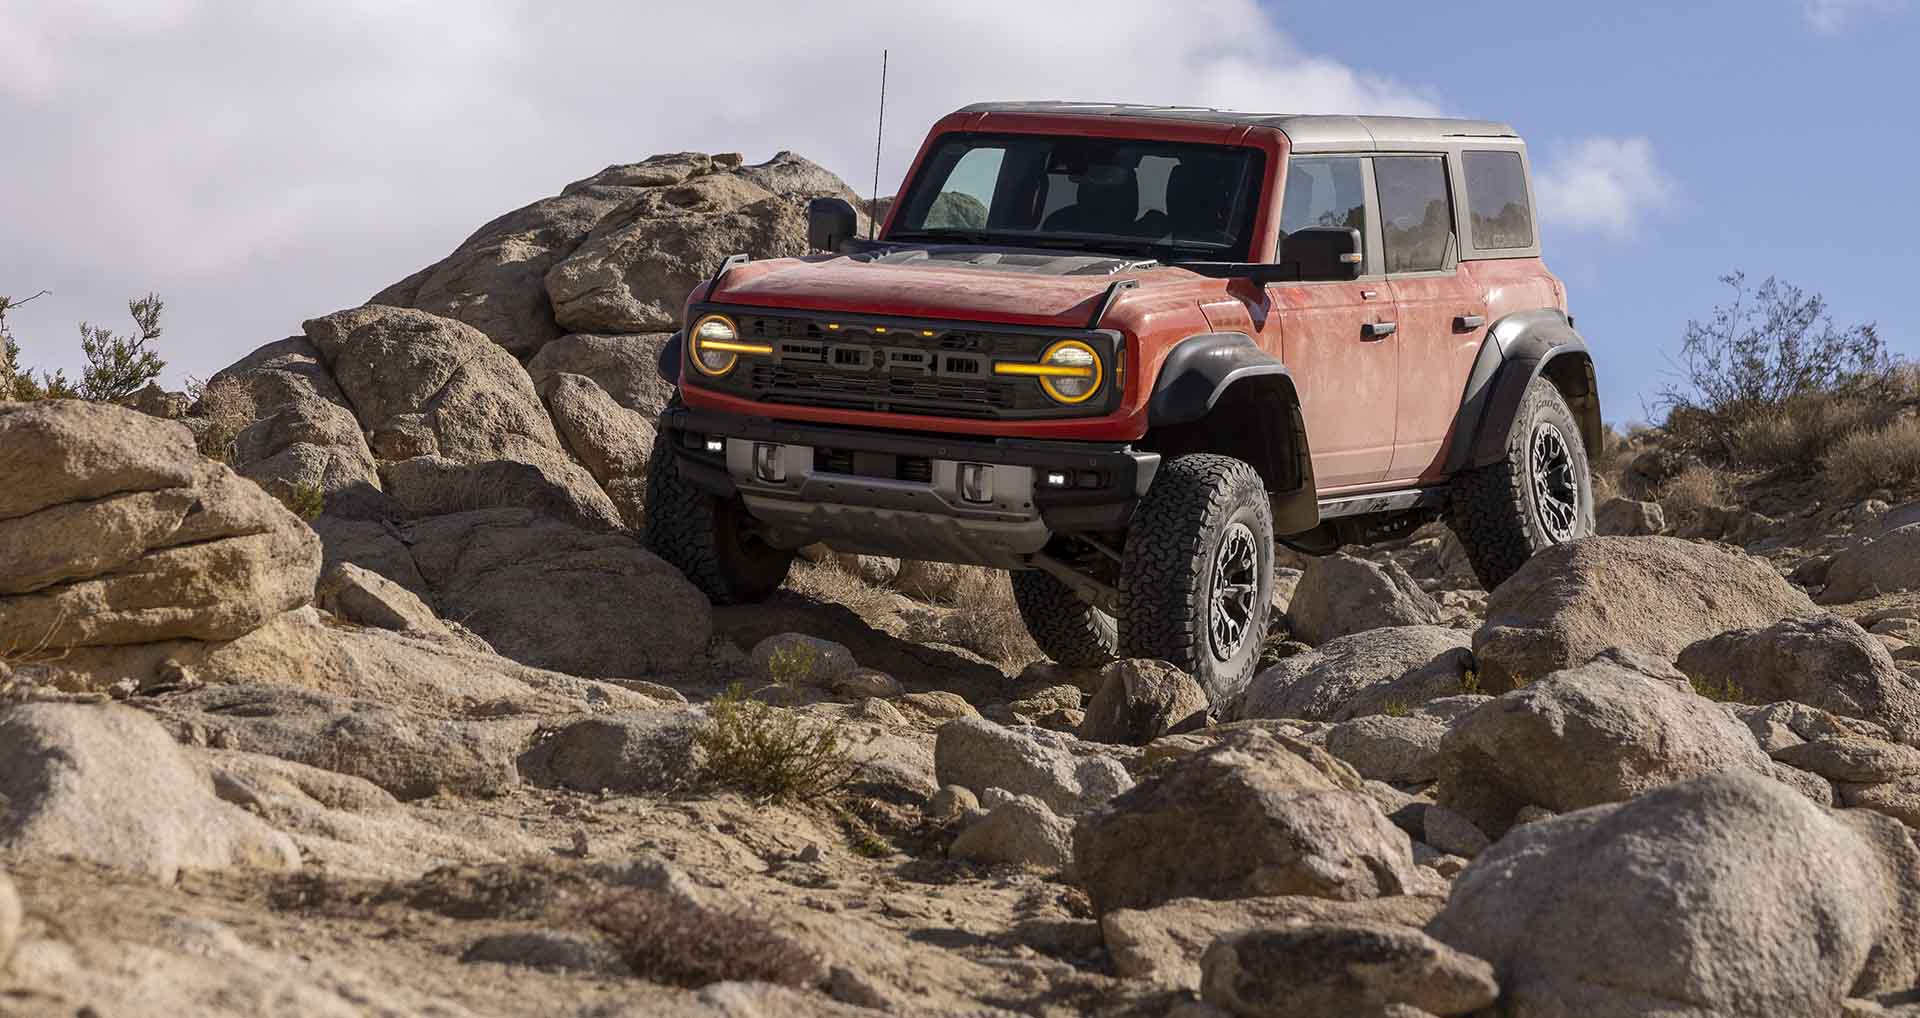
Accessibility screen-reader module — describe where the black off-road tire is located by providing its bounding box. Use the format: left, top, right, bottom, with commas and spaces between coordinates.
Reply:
1011, 569, 1119, 669
642, 429, 793, 605
1117, 454, 1274, 704
1445, 376, 1596, 591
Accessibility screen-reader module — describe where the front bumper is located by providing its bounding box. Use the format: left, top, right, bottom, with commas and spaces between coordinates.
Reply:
658, 406, 1159, 567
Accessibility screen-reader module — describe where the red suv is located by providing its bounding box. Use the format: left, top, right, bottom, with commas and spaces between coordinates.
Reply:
645, 102, 1600, 701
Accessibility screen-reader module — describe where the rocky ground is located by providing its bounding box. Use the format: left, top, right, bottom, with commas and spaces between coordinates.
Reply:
4, 150, 1920, 1018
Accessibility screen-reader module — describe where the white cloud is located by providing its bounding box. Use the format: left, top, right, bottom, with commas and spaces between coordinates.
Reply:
1803, 0, 1911, 33
1532, 136, 1674, 240
0, 0, 1439, 384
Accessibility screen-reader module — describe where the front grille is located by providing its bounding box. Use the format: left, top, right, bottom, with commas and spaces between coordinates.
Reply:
752, 363, 1015, 417
812, 447, 937, 482
703, 308, 1120, 419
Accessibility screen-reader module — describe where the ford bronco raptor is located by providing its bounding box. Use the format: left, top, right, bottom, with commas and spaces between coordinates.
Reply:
644, 102, 1600, 702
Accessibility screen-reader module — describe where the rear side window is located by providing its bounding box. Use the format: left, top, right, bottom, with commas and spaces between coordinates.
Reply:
1463, 151, 1534, 250
1375, 156, 1454, 273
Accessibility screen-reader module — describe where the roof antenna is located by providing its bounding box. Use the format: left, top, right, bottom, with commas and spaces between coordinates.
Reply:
870, 49, 888, 240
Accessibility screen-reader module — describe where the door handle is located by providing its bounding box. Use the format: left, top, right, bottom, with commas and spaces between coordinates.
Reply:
1361, 321, 1397, 340
1453, 314, 1485, 332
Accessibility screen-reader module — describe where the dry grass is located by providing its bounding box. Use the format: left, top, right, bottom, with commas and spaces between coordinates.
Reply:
1826, 416, 1920, 495
783, 556, 902, 620
1656, 462, 1730, 525
585, 889, 824, 988
192, 375, 255, 463
1726, 392, 1894, 471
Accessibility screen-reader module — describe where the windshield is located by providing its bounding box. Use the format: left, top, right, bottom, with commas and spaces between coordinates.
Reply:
890, 133, 1265, 262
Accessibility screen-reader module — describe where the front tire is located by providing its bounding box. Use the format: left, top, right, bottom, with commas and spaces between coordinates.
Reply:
1012, 569, 1119, 668
642, 429, 793, 604
1117, 454, 1274, 704
1445, 376, 1595, 590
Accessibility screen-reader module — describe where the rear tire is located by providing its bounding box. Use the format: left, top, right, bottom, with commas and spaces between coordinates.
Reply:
1445, 376, 1595, 590
642, 429, 793, 605
1011, 570, 1119, 669
1117, 454, 1274, 704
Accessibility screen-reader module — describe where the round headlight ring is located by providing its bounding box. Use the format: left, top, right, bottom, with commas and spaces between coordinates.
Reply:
1039, 340, 1102, 405
690, 314, 740, 377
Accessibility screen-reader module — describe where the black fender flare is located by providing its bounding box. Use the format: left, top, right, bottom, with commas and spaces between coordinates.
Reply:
1442, 309, 1601, 474
1148, 332, 1295, 427
1145, 333, 1319, 533
658, 329, 684, 387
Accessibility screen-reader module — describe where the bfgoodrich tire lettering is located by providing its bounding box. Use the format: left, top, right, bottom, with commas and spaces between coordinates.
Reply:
1012, 569, 1119, 668
642, 429, 793, 605
1117, 453, 1274, 704
1446, 375, 1596, 590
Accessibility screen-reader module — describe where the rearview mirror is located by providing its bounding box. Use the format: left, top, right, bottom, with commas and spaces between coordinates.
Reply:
1277, 227, 1363, 282
807, 197, 859, 253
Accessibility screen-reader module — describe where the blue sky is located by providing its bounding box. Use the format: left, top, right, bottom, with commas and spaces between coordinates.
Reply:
1, 0, 1912, 424
1270, 0, 1919, 420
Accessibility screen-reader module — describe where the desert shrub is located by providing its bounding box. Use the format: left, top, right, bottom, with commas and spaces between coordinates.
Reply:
1656, 463, 1728, 526
191, 375, 257, 462
765, 641, 819, 690
1726, 392, 1892, 469
78, 293, 166, 401
277, 482, 325, 521
586, 889, 824, 988
1826, 416, 1920, 495
1658, 273, 1899, 460
919, 569, 1044, 669
1690, 674, 1744, 703
783, 554, 900, 619
695, 684, 852, 800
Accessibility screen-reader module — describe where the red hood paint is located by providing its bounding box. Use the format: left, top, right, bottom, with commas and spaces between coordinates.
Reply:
708, 255, 1197, 329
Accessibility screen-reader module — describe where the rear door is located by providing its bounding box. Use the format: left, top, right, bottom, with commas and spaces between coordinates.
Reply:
1377, 154, 1486, 482
1268, 155, 1398, 489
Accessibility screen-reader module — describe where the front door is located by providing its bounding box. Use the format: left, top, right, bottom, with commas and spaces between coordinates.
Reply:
1268, 155, 1397, 489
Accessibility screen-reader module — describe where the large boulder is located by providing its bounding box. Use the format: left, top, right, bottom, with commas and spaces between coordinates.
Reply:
1823, 515, 1920, 604
536, 371, 657, 527
1286, 554, 1443, 645
1594, 496, 1666, 536
402, 508, 711, 678
1473, 536, 1817, 691
933, 716, 1132, 814
376, 452, 622, 532
1429, 772, 1920, 1018
0, 703, 299, 880
947, 793, 1075, 870
1232, 626, 1472, 722
544, 152, 864, 334
1200, 922, 1498, 1018
1078, 659, 1210, 745
1435, 656, 1773, 836
526, 332, 676, 419
210, 337, 383, 511
1678, 614, 1920, 738
1100, 894, 1445, 989
1072, 729, 1420, 914
0, 401, 320, 650
1325, 714, 1448, 784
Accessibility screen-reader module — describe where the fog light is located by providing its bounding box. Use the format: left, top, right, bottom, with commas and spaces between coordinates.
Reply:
703, 437, 725, 454
959, 463, 994, 504
1043, 471, 1070, 488
754, 443, 786, 483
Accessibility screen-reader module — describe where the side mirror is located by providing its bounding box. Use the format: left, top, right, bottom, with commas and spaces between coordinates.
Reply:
1277, 227, 1363, 282
807, 197, 859, 253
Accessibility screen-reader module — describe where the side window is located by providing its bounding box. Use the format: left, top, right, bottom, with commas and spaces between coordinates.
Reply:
1463, 150, 1534, 250
1375, 156, 1454, 273
1279, 156, 1367, 248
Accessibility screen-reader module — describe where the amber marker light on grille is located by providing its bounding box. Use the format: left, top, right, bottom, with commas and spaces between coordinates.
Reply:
689, 314, 769, 377
994, 339, 1103, 404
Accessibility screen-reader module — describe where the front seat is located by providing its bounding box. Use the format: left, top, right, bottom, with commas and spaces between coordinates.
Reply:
1165, 160, 1239, 247
1042, 165, 1139, 235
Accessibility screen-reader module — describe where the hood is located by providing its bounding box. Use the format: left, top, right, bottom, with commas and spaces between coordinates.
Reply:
708, 247, 1185, 328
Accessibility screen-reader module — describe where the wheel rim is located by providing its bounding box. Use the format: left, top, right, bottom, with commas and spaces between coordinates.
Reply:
1209, 522, 1259, 661
1529, 423, 1580, 542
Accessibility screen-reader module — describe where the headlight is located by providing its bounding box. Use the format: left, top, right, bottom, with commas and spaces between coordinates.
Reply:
689, 314, 770, 377
994, 339, 1103, 404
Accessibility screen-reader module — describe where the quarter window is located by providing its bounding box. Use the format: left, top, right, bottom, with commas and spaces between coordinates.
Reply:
1375, 156, 1455, 274
1463, 151, 1534, 250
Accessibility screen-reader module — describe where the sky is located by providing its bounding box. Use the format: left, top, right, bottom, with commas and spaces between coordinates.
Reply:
1, 0, 1914, 424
